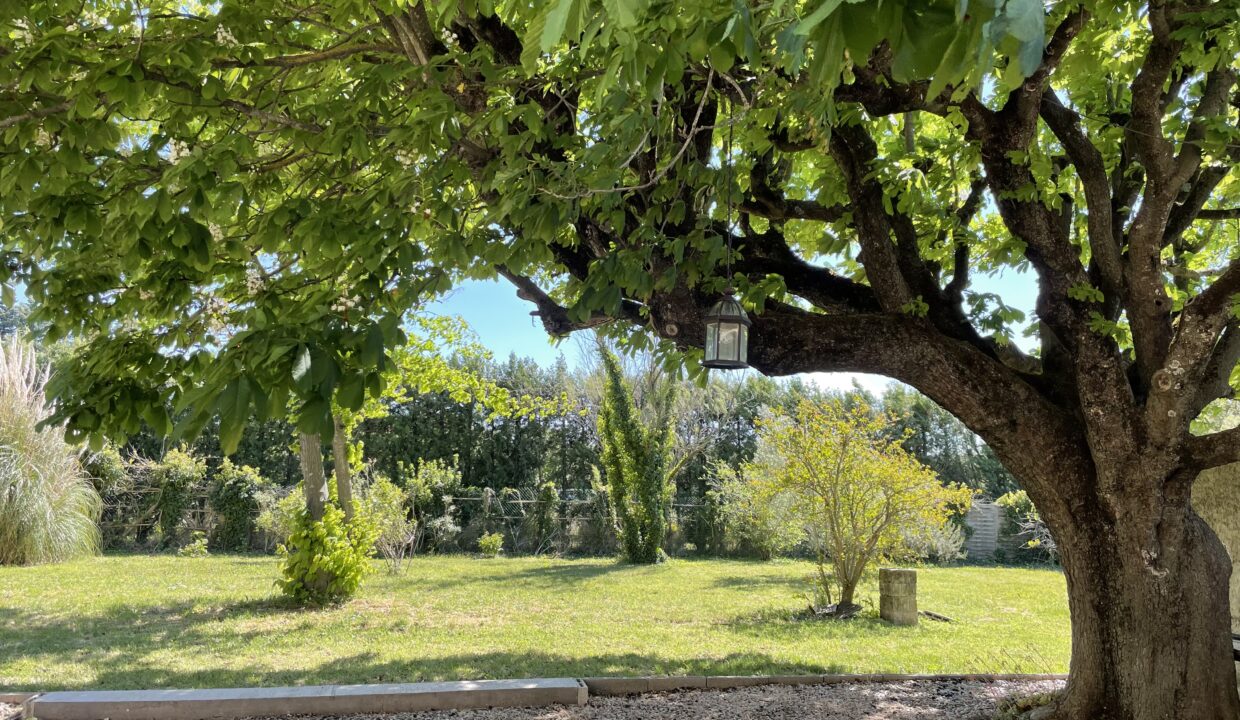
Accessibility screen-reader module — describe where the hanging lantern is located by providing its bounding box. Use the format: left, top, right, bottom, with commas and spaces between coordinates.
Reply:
702, 99, 752, 371
702, 291, 751, 370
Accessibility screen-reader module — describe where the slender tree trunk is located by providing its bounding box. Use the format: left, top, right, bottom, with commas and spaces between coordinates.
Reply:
298, 432, 326, 522
331, 415, 354, 523
1039, 466, 1239, 720
837, 577, 859, 609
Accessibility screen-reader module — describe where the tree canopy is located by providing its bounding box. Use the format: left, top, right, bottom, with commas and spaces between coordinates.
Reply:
0, 0, 1088, 444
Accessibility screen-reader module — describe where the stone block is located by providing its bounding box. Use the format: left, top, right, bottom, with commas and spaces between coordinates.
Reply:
879, 567, 918, 626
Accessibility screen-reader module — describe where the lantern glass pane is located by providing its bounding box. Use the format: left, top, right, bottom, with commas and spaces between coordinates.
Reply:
718, 323, 739, 361
739, 324, 748, 363
705, 322, 718, 361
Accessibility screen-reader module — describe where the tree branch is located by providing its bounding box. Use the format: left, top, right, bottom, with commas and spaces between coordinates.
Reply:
1190, 322, 1240, 420
946, 175, 987, 304
212, 42, 401, 68
1187, 424, 1240, 470
497, 266, 644, 336
1040, 90, 1124, 300
1165, 166, 1230, 246
1198, 207, 1240, 220
733, 229, 880, 314
0, 100, 73, 130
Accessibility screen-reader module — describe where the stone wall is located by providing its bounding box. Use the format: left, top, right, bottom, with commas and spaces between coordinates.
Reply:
1193, 462, 1240, 633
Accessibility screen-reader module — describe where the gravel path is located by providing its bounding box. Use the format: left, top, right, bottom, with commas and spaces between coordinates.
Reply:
268, 680, 1064, 720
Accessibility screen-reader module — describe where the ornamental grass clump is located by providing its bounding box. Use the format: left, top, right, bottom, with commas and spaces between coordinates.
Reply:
0, 338, 100, 565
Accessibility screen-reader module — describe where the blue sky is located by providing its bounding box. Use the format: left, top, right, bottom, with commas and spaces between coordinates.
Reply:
428, 270, 1040, 396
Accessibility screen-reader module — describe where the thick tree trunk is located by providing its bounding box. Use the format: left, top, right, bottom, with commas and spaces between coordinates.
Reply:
1042, 477, 1239, 720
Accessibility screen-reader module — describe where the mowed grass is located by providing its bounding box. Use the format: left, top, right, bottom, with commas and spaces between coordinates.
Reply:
0, 555, 1069, 691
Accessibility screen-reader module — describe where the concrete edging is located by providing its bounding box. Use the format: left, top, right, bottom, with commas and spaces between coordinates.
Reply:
583, 672, 1067, 695
25, 679, 587, 720
13, 674, 1068, 718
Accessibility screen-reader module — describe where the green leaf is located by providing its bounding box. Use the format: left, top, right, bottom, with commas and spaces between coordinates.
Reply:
142, 404, 171, 437
216, 377, 252, 454
541, 0, 576, 51
337, 373, 365, 411
601, 0, 649, 29
839, 2, 886, 61
361, 326, 387, 369
1068, 282, 1105, 304
521, 6, 548, 73
795, 0, 845, 36
292, 345, 312, 383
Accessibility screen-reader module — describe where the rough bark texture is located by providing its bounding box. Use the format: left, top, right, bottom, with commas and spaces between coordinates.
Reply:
1050, 489, 1237, 719
331, 416, 354, 523
298, 432, 326, 522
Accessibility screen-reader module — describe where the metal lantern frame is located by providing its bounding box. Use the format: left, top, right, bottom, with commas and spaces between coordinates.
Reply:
702, 292, 751, 370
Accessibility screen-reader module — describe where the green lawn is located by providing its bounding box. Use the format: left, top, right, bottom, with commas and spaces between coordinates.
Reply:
0, 555, 1069, 691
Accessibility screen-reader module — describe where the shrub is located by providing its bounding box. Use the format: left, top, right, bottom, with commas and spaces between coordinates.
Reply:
997, 489, 1057, 563
277, 504, 378, 605
425, 512, 461, 551
85, 444, 136, 549
903, 519, 967, 564
85, 444, 129, 496
743, 401, 971, 614
0, 338, 100, 565
256, 486, 302, 550
596, 349, 675, 564
208, 460, 269, 552
177, 531, 210, 557
363, 475, 416, 574
150, 448, 207, 547
471, 486, 502, 539
399, 457, 462, 552
712, 462, 800, 560
477, 531, 503, 558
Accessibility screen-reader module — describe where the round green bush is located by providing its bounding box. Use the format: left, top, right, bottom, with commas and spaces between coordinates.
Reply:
477, 531, 504, 558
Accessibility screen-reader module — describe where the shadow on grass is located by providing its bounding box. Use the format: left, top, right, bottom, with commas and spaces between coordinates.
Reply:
2, 585, 857, 691
76, 650, 849, 691
1, 595, 848, 690
394, 558, 647, 592
708, 574, 807, 592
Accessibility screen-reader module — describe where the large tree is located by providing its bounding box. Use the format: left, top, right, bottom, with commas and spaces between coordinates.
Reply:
2, 0, 1238, 717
